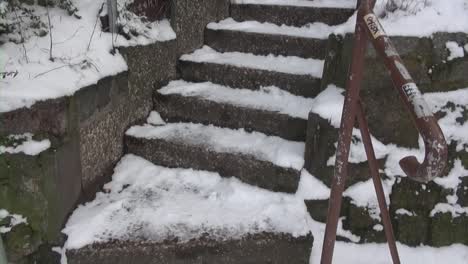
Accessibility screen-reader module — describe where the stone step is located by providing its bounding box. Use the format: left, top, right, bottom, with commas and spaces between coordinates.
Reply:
63, 155, 314, 264
155, 80, 314, 141
179, 46, 323, 98
230, 2, 355, 27
205, 18, 329, 58
125, 121, 305, 193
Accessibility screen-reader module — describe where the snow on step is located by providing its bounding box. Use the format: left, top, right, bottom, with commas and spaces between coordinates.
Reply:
180, 46, 324, 78
208, 18, 340, 39
159, 80, 315, 119
63, 154, 312, 250
126, 122, 305, 170
231, 0, 357, 8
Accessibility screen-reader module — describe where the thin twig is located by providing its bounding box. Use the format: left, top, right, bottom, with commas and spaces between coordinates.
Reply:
13, 7, 29, 63
45, 2, 54, 61
87, 3, 105, 51
33, 63, 80, 79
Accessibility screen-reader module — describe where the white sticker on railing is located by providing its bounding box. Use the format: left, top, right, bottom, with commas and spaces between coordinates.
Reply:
364, 14, 386, 39
402, 83, 433, 118
395, 60, 412, 80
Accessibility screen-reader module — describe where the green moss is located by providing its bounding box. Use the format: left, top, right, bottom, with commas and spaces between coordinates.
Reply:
431, 213, 468, 247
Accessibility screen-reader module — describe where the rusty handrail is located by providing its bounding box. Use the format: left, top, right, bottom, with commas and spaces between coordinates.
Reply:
320, 0, 448, 263
360, 1, 448, 183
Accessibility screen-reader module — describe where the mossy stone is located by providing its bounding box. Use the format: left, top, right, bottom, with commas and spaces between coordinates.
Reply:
431, 213, 468, 247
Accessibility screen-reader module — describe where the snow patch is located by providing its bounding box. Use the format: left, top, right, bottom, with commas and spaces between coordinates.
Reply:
62, 154, 312, 250
180, 46, 324, 77
231, 0, 357, 8
208, 18, 353, 40
158, 80, 315, 119
126, 122, 305, 170
0, 133, 51, 156
0, 209, 28, 233
446, 41, 465, 61
295, 169, 330, 200
146, 111, 166, 125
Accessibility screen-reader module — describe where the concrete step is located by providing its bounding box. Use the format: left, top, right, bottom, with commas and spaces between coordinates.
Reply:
154, 80, 314, 141
125, 121, 305, 193
179, 46, 323, 98
230, 3, 355, 27
66, 233, 314, 264
63, 155, 314, 263
205, 19, 329, 58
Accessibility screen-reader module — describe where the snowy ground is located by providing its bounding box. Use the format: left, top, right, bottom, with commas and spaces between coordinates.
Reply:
61, 154, 468, 263
0, 0, 175, 113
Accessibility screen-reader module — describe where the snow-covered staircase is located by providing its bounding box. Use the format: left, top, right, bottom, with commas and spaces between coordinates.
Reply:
64, 1, 355, 263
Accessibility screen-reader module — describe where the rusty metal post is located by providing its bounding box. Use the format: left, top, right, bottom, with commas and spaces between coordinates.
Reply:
320, 2, 369, 263
320, 0, 448, 263
360, 5, 448, 183
356, 101, 400, 264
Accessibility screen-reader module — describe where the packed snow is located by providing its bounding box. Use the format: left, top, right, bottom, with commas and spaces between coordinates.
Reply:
0, 133, 50, 156
0, 209, 28, 233
62, 154, 312, 249
158, 80, 315, 119
146, 111, 166, 125
231, 0, 468, 38
126, 121, 305, 170
180, 46, 324, 77
60, 153, 468, 263
207, 18, 351, 39
231, 0, 357, 8
446, 41, 466, 61
0, 0, 175, 113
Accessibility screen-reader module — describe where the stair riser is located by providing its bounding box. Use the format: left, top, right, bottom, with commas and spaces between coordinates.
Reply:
178, 60, 322, 98
67, 233, 313, 264
125, 136, 301, 193
154, 93, 307, 141
230, 4, 355, 27
205, 29, 327, 59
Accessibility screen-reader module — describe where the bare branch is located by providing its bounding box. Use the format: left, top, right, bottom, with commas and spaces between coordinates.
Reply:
45, 2, 54, 61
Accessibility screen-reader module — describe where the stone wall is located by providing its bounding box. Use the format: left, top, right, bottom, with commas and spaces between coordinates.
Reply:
0, 1, 230, 262
306, 32, 468, 247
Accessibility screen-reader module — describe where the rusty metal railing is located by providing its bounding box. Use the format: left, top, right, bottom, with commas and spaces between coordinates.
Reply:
320, 0, 448, 263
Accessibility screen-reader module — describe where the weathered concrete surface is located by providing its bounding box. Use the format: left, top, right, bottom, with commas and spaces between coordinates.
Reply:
179, 60, 322, 98
0, 98, 69, 137
154, 93, 308, 141
335, 33, 468, 147
125, 135, 301, 193
205, 29, 328, 59
0, 136, 81, 263
80, 41, 177, 196
67, 232, 313, 264
231, 4, 354, 27
431, 213, 468, 247
171, 0, 230, 56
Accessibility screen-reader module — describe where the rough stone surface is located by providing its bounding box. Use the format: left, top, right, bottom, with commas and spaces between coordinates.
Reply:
389, 177, 445, 246
230, 4, 354, 27
179, 60, 322, 98
0, 137, 81, 262
304, 113, 384, 188
80, 41, 177, 196
154, 92, 308, 141
0, 98, 69, 137
125, 136, 301, 193
205, 28, 328, 59
171, 0, 230, 56
431, 213, 468, 247
67, 232, 313, 264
